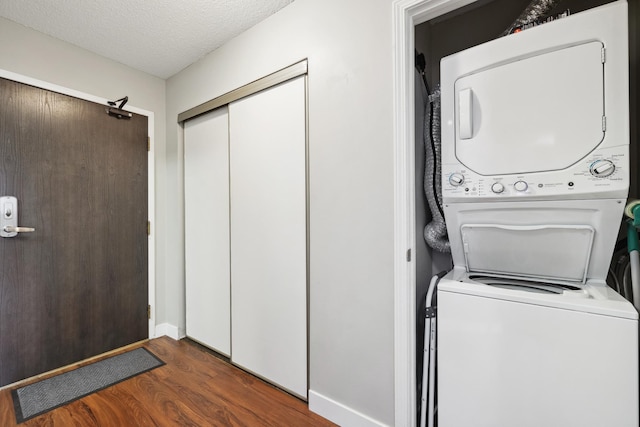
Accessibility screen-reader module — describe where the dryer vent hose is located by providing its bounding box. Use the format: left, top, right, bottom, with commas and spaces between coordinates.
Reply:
423, 87, 450, 253
501, 0, 561, 36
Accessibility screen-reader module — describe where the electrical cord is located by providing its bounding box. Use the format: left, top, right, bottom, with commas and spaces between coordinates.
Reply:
608, 268, 621, 294
623, 262, 632, 300
609, 242, 633, 302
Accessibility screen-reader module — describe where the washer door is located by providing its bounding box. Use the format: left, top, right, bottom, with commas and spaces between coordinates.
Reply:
460, 223, 595, 283
454, 41, 604, 175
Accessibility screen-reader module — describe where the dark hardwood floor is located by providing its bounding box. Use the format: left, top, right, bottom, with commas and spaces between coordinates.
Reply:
0, 337, 336, 426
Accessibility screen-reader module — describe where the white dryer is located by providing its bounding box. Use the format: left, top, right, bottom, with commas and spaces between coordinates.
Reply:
436, 2, 638, 426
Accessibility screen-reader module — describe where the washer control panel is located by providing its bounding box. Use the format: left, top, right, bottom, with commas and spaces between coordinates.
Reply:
442, 146, 627, 202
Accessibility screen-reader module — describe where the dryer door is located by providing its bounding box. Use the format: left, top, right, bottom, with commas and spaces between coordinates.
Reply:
454, 41, 604, 175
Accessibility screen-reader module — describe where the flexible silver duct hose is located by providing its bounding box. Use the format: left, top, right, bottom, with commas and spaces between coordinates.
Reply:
501, 0, 561, 36
423, 87, 450, 253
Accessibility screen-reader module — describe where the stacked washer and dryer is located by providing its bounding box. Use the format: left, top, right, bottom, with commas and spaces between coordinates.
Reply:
434, 1, 639, 426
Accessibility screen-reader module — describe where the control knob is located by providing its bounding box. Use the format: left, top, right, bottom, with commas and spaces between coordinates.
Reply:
589, 159, 616, 178
449, 173, 465, 187
491, 182, 505, 194
514, 180, 528, 192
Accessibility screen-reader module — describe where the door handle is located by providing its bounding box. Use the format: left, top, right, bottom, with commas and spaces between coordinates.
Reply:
0, 196, 36, 238
458, 87, 474, 139
3, 226, 35, 233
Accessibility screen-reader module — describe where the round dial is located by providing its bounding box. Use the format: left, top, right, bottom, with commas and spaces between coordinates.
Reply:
514, 180, 528, 192
449, 173, 465, 187
589, 159, 616, 177
491, 182, 505, 194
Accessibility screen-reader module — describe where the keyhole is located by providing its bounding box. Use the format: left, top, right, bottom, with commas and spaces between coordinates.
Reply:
4, 209, 11, 218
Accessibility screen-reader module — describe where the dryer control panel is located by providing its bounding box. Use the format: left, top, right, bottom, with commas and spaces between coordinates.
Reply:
442, 146, 628, 202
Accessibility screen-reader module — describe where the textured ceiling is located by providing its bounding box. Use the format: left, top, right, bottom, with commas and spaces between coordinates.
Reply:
0, 0, 295, 79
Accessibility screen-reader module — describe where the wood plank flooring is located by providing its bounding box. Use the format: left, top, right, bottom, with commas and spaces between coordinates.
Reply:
0, 336, 336, 426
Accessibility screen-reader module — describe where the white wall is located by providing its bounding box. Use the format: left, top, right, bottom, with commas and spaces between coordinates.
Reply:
0, 1, 398, 423
166, 0, 395, 424
0, 17, 168, 333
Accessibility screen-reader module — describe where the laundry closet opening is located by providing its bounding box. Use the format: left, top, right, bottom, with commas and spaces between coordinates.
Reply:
412, 0, 637, 420
180, 60, 309, 400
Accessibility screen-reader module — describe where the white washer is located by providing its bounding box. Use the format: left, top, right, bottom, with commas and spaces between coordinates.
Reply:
438, 268, 638, 427
436, 2, 638, 426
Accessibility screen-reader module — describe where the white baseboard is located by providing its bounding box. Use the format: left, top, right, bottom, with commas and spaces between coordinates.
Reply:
309, 390, 388, 427
154, 323, 181, 340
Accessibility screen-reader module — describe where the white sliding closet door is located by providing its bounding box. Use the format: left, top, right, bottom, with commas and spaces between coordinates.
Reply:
229, 76, 307, 398
184, 107, 231, 356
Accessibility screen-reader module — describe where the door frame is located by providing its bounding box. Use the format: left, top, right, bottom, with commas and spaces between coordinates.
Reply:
391, 0, 478, 425
0, 68, 157, 339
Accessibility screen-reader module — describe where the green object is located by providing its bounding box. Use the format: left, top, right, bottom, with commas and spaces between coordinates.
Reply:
628, 219, 640, 252
633, 204, 640, 228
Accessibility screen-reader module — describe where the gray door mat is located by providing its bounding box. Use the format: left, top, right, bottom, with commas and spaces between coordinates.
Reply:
11, 347, 164, 423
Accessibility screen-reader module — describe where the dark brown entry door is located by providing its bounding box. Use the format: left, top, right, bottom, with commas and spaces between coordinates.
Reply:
0, 78, 148, 386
